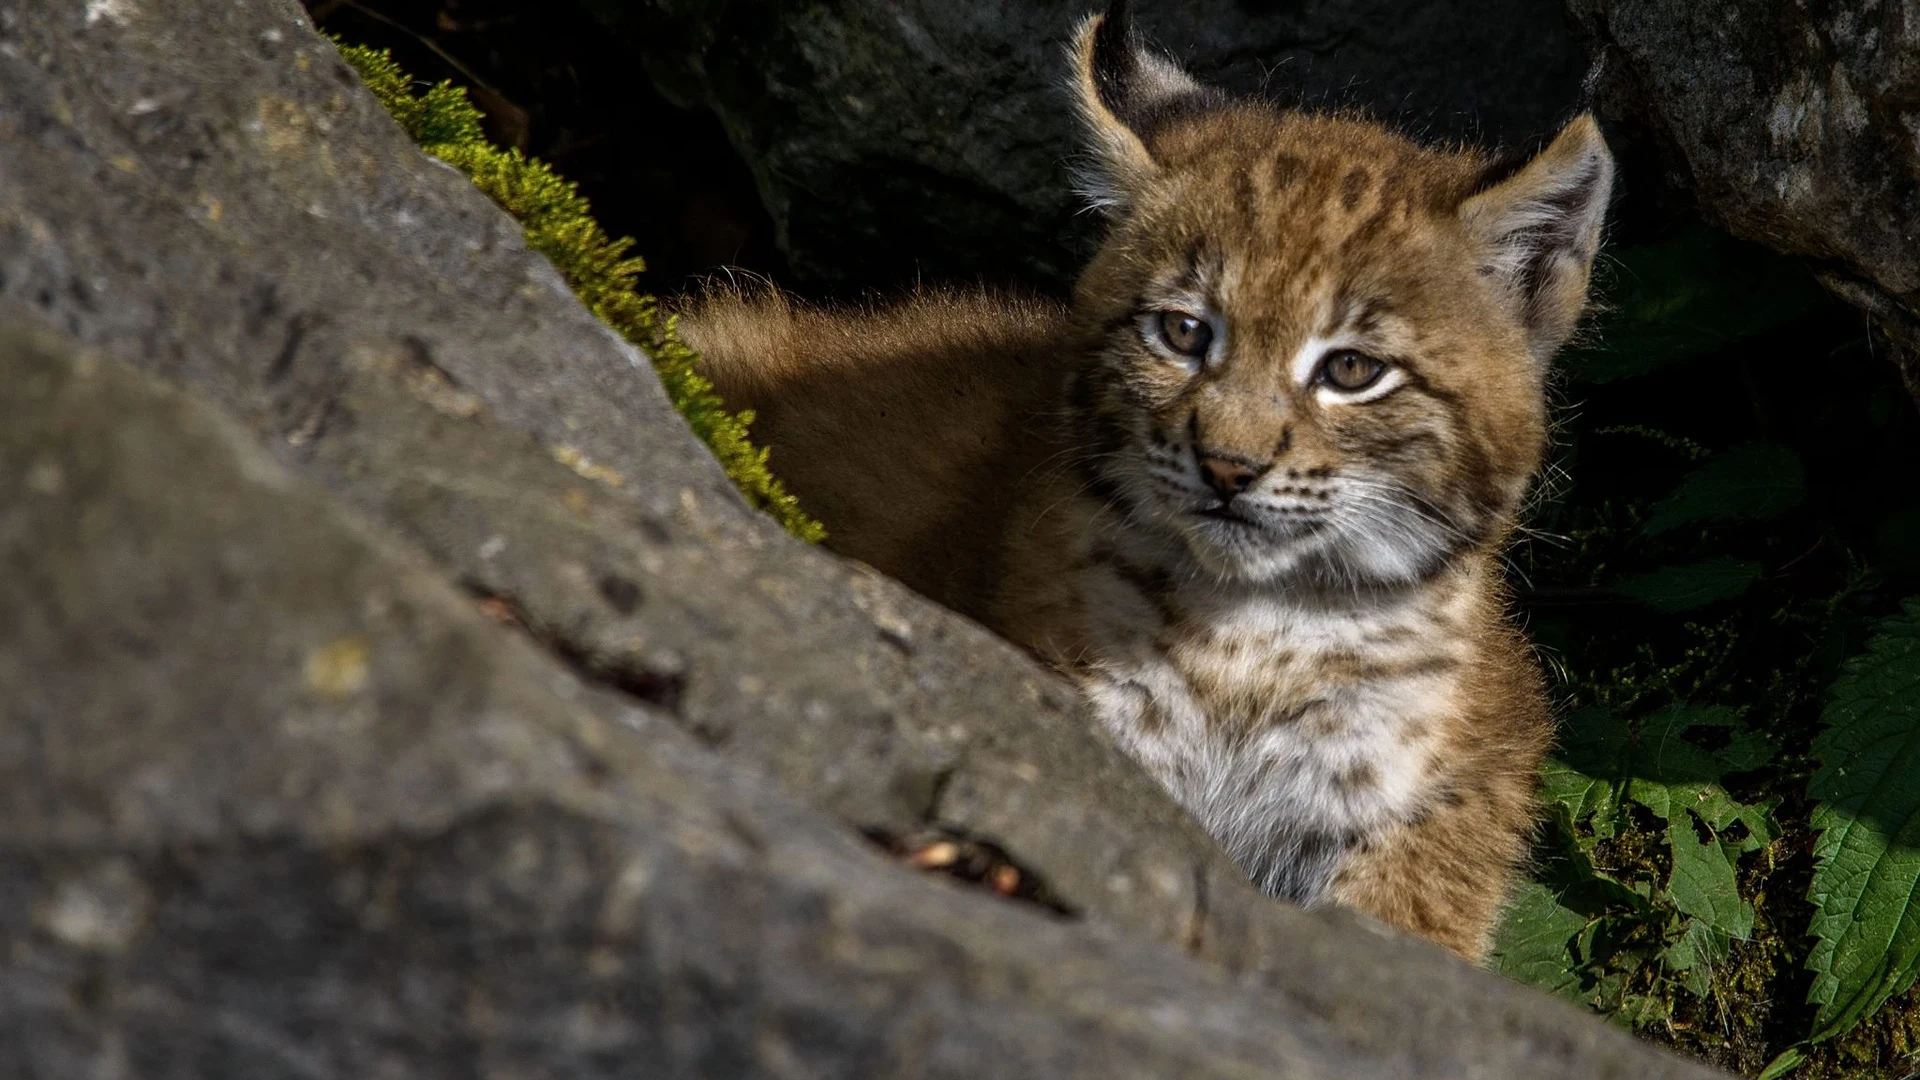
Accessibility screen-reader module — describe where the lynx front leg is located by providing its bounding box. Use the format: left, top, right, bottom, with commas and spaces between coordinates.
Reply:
1328, 786, 1535, 962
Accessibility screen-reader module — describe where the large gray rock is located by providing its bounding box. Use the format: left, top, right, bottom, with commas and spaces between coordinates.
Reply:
599, 0, 1586, 288
0, 0, 1723, 1075
0, 323, 1490, 1078
0, 0, 1232, 965
1570, 0, 1920, 381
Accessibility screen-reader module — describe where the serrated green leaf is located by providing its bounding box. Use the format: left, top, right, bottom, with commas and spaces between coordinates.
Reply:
1699, 792, 1782, 854
1491, 883, 1592, 1000
1804, 600, 1920, 1043
1665, 811, 1754, 939
1551, 704, 1774, 867
1622, 705, 1771, 825
1615, 557, 1762, 612
1642, 443, 1806, 536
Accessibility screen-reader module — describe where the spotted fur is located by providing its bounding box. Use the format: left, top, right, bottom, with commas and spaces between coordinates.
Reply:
680, 3, 1612, 959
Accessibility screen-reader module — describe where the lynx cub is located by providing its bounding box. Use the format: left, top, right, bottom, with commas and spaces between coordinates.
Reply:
682, 3, 1612, 959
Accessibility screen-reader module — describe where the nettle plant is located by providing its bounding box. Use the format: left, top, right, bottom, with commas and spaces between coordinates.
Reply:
1490, 228, 1920, 1078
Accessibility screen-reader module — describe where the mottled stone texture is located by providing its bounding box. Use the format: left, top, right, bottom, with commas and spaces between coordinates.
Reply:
0, 325, 1368, 1079
0, 0, 1727, 1075
592, 0, 1586, 289
1570, 0, 1920, 382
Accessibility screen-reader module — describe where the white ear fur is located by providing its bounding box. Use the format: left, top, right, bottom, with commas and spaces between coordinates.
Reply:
1460, 114, 1615, 360
1067, 7, 1208, 215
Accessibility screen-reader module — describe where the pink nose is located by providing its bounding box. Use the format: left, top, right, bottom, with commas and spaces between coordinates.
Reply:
1199, 454, 1262, 501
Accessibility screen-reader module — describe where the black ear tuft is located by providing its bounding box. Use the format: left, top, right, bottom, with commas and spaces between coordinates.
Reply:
1575, 48, 1607, 116
1090, 0, 1139, 119
1068, 2, 1215, 212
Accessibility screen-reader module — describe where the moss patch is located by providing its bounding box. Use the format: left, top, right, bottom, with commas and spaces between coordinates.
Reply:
336, 43, 823, 542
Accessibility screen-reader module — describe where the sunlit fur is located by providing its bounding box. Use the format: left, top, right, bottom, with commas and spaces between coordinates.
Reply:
680, 6, 1611, 960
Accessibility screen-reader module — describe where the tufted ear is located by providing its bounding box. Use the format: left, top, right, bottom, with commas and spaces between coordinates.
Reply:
1068, 1, 1219, 214
1459, 114, 1615, 362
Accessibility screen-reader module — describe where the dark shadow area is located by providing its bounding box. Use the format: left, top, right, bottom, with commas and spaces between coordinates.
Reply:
308, 0, 789, 295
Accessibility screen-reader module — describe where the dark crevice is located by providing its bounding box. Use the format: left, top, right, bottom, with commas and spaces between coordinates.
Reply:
459, 581, 688, 718
864, 825, 1077, 918
460, 581, 1071, 914
1183, 864, 1210, 955
266, 312, 316, 383
917, 764, 957, 823
399, 335, 458, 385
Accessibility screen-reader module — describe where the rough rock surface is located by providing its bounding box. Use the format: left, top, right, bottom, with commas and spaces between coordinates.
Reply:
597, 0, 1586, 289
0, 0, 1723, 1075
0, 323, 1519, 1078
1570, 0, 1920, 378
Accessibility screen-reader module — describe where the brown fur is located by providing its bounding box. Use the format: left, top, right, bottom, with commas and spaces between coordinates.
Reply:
679, 8, 1610, 960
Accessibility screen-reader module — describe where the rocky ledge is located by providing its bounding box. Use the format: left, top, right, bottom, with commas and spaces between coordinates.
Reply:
0, 0, 1723, 1076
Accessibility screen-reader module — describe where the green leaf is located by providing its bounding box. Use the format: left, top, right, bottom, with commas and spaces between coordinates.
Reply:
1541, 756, 1617, 828
1642, 443, 1806, 536
1664, 919, 1734, 998
1617, 992, 1673, 1029
1551, 704, 1774, 847
1537, 803, 1654, 914
1756, 1048, 1807, 1080
1549, 707, 1632, 795
1613, 709, 1768, 940
1554, 706, 1769, 946
1664, 811, 1754, 939
1545, 707, 1633, 840
1491, 882, 1592, 1000
1804, 600, 1920, 1042
1699, 793, 1782, 854
1615, 557, 1763, 612
1622, 705, 1769, 823
1561, 226, 1825, 384
1554, 706, 1634, 772
1715, 726, 1777, 773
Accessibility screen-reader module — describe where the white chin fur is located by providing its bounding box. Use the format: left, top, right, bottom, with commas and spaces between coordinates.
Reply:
1173, 516, 1330, 583
1169, 497, 1454, 588
1112, 454, 1460, 587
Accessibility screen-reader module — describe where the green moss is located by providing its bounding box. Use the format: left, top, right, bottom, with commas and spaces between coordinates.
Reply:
335, 44, 824, 543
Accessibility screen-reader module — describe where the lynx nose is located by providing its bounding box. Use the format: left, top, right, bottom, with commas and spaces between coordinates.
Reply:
1198, 452, 1264, 502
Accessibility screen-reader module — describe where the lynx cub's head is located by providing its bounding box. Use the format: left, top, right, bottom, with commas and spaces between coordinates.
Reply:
1066, 5, 1612, 587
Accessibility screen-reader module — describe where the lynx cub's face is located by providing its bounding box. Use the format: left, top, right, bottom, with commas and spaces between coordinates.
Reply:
1068, 12, 1611, 586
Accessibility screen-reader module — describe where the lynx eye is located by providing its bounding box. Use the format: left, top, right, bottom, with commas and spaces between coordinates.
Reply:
1320, 349, 1387, 392
1156, 310, 1213, 358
